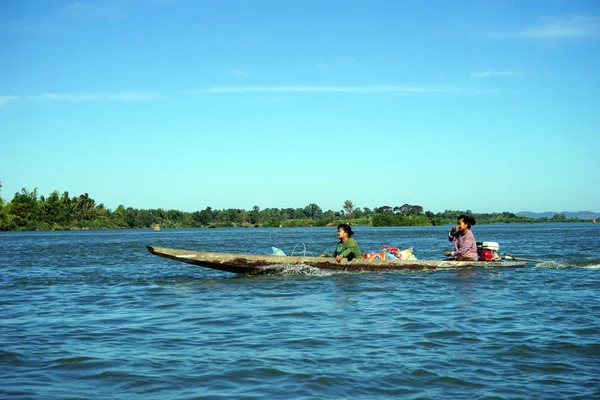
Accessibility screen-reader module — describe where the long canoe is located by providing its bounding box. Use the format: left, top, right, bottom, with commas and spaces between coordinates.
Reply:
147, 246, 527, 274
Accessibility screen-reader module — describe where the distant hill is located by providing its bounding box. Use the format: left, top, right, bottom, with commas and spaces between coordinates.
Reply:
517, 211, 600, 220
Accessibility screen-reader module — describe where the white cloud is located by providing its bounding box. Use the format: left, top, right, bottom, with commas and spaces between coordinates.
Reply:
522, 16, 599, 38
192, 85, 461, 94
0, 96, 18, 108
487, 15, 600, 39
9, 84, 512, 106
471, 71, 521, 79
31, 91, 160, 101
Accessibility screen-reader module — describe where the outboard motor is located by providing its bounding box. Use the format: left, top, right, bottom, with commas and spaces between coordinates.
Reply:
477, 242, 501, 261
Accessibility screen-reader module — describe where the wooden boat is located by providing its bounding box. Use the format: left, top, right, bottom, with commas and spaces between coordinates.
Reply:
147, 246, 527, 274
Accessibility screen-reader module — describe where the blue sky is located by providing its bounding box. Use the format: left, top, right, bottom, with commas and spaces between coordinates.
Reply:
1, 0, 599, 214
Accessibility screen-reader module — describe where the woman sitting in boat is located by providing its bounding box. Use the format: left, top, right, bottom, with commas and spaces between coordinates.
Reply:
445, 215, 478, 261
320, 223, 362, 262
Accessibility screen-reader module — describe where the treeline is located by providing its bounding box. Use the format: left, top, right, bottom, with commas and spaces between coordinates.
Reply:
0, 187, 586, 232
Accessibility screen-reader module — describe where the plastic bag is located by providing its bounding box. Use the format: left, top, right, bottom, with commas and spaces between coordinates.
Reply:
271, 247, 286, 256
381, 246, 417, 260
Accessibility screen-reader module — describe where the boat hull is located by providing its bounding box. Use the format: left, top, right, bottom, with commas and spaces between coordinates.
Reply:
147, 246, 527, 274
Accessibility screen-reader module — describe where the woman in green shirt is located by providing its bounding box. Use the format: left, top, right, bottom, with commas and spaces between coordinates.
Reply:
320, 223, 362, 262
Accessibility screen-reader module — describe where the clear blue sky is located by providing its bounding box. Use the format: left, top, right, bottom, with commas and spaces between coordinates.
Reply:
1, 0, 599, 214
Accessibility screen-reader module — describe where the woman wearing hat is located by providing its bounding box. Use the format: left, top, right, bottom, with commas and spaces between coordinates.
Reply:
320, 223, 362, 262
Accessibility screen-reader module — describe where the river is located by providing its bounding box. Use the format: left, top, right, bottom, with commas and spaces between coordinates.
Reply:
1, 223, 599, 399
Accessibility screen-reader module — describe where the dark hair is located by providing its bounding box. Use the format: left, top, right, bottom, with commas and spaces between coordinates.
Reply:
458, 215, 476, 228
338, 223, 354, 237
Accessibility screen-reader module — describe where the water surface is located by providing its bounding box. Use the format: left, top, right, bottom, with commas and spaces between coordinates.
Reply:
1, 224, 599, 399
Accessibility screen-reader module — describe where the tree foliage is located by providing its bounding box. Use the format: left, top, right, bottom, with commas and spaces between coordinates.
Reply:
0, 187, 588, 232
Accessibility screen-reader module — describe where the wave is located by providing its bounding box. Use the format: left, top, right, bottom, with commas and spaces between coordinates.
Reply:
535, 258, 600, 269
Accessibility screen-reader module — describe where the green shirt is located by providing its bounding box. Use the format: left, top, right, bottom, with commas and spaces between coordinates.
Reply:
326, 237, 362, 260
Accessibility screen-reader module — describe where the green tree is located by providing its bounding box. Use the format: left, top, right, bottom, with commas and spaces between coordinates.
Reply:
394, 204, 424, 216
165, 209, 183, 225
343, 200, 355, 221
136, 209, 155, 227
73, 193, 96, 223
112, 205, 128, 228
125, 207, 140, 228
353, 207, 363, 218
371, 210, 393, 226
374, 205, 392, 213
8, 188, 40, 229
43, 190, 61, 226
58, 191, 73, 225
551, 213, 567, 222
0, 196, 10, 230
280, 208, 295, 221
303, 203, 323, 220
219, 208, 241, 224
249, 205, 260, 225
193, 206, 214, 226
259, 207, 281, 227
94, 203, 111, 225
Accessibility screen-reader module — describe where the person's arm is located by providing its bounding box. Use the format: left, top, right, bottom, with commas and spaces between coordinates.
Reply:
321, 242, 340, 257
448, 226, 458, 242
341, 238, 361, 259
452, 231, 476, 257
321, 249, 334, 257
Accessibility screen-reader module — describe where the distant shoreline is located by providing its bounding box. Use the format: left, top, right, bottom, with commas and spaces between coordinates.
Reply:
1, 187, 597, 232
0, 219, 596, 234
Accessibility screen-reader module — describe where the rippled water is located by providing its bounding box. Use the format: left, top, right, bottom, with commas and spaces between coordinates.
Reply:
1, 224, 599, 399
